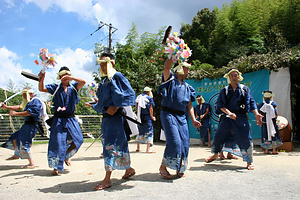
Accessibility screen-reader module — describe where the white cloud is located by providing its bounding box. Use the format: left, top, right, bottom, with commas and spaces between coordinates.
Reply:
14, 27, 25, 31
22, 0, 229, 45
24, 0, 96, 23
0, 46, 33, 90
54, 47, 96, 84
0, 46, 97, 95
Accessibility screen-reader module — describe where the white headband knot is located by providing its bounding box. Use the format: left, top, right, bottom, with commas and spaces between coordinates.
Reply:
263, 91, 274, 100
196, 96, 205, 104
174, 62, 191, 75
20, 89, 34, 109
57, 70, 72, 80
97, 57, 116, 80
223, 69, 243, 84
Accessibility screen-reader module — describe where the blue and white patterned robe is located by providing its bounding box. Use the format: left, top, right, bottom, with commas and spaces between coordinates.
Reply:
212, 83, 257, 163
93, 72, 135, 171
1, 96, 42, 159
46, 82, 83, 171
158, 72, 196, 173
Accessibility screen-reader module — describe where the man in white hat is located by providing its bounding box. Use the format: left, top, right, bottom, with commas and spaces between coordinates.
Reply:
205, 67, 263, 170
257, 90, 282, 154
135, 86, 156, 153
1, 87, 43, 169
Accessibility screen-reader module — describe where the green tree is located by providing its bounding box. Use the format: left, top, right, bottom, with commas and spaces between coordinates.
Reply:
271, 0, 300, 46
112, 23, 168, 141
180, 8, 217, 64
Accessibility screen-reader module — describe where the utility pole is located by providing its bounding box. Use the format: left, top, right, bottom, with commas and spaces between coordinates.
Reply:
100, 21, 118, 54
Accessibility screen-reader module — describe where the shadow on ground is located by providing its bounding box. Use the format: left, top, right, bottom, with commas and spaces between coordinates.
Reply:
0, 168, 70, 178
38, 172, 176, 194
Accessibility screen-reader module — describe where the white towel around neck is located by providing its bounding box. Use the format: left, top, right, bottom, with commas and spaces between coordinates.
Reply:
260, 101, 276, 141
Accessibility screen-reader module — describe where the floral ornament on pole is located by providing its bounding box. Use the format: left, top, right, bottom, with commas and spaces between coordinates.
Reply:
34, 48, 57, 73
164, 32, 192, 64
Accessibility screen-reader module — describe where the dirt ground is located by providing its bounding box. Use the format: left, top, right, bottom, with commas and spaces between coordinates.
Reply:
0, 141, 300, 200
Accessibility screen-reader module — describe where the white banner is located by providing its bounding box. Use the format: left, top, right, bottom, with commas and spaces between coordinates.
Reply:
269, 67, 292, 128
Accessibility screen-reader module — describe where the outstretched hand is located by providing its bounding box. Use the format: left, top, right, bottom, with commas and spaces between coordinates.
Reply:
192, 120, 201, 129
255, 113, 264, 126
0, 103, 6, 109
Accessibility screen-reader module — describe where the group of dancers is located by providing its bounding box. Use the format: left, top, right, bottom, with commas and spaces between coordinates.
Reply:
0, 51, 283, 190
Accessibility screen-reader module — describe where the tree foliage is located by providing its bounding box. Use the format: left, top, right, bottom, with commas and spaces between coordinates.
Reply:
180, 0, 300, 68
115, 23, 167, 95
87, 0, 300, 139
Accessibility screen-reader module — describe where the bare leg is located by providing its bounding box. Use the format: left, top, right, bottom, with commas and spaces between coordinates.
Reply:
12, 139, 17, 149
176, 156, 185, 177
22, 158, 35, 169
136, 143, 140, 152
65, 142, 77, 166
205, 153, 218, 163
159, 165, 172, 178
146, 143, 155, 153
200, 141, 205, 147
66, 142, 76, 153
264, 148, 269, 154
219, 151, 226, 160
94, 171, 112, 190
122, 167, 136, 179
6, 154, 19, 160
207, 129, 211, 147
6, 139, 19, 160
28, 158, 35, 166
272, 148, 279, 154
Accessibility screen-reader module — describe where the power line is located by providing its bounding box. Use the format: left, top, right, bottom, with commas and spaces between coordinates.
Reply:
69, 24, 106, 51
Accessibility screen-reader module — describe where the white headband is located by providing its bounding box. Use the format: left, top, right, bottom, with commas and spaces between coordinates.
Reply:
97, 57, 116, 80
263, 91, 274, 100
20, 89, 34, 109
174, 62, 191, 75
57, 70, 72, 80
223, 69, 243, 84
196, 96, 205, 104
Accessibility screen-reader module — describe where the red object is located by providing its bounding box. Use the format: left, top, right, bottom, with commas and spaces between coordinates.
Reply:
34, 60, 39, 65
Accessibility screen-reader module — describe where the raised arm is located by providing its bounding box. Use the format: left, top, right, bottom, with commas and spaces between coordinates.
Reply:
163, 58, 173, 82
60, 75, 86, 90
71, 76, 86, 90
38, 71, 48, 93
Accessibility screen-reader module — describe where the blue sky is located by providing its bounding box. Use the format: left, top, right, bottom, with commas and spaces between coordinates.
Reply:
0, 0, 231, 95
